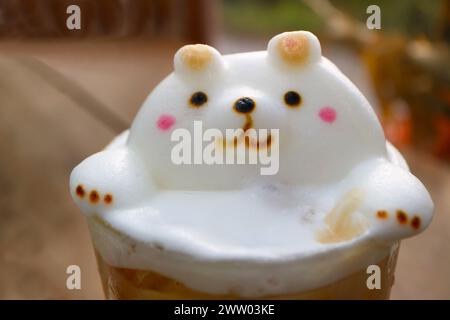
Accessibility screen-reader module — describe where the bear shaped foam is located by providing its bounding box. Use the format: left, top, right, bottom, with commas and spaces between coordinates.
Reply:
70, 31, 434, 296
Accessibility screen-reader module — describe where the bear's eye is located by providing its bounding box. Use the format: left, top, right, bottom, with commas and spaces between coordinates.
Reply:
284, 91, 301, 107
190, 91, 208, 107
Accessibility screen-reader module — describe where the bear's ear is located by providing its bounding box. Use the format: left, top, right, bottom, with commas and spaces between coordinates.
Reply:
267, 31, 322, 67
174, 44, 225, 75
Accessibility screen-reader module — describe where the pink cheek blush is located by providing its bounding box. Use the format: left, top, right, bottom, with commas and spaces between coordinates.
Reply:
157, 114, 176, 131
319, 107, 337, 124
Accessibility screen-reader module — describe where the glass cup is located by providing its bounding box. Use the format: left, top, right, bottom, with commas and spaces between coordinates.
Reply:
88, 216, 399, 300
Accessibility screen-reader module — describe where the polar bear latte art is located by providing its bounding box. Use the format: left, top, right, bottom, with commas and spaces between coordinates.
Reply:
70, 31, 434, 297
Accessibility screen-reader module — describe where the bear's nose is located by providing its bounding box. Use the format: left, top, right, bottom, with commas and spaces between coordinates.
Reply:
234, 97, 255, 114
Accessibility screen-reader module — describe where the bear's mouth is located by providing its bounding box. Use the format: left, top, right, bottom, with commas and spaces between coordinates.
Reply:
223, 115, 272, 150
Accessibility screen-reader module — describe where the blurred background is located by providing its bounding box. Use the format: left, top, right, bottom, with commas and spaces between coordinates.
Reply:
0, 0, 449, 299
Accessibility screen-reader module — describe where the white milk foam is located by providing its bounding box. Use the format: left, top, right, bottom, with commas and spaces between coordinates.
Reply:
70, 31, 434, 296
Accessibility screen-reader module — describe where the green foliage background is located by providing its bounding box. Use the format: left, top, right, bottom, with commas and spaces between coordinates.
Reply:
223, 0, 443, 38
